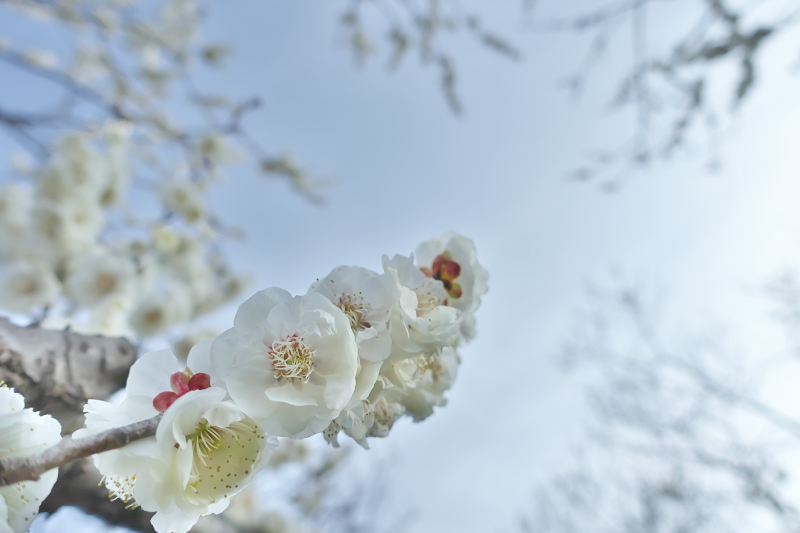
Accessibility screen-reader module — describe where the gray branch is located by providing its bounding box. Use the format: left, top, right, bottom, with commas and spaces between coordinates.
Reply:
0, 317, 136, 434
0, 414, 161, 486
0, 318, 154, 529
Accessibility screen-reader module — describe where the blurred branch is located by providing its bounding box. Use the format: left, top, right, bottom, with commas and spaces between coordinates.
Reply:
532, 0, 800, 189
0, 317, 136, 434
341, 0, 522, 114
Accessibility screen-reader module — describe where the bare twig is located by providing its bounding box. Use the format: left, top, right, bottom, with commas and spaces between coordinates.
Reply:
0, 414, 161, 486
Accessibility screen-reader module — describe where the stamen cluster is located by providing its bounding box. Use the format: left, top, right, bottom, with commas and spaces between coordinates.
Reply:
269, 335, 316, 383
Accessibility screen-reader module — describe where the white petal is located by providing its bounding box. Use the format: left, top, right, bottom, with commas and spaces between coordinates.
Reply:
126, 350, 181, 398
0, 468, 57, 533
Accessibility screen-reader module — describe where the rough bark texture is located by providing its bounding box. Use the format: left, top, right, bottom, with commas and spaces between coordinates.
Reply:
0, 318, 155, 530
0, 318, 136, 433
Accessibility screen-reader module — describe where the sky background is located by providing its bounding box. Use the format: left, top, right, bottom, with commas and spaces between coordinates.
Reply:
8, 0, 800, 531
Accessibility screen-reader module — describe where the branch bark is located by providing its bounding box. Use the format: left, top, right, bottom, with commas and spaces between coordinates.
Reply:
0, 318, 136, 434
0, 414, 161, 486
0, 318, 149, 528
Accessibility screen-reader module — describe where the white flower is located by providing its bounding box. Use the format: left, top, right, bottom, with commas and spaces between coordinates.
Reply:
31, 197, 104, 255
152, 225, 180, 254
384, 345, 460, 422
323, 377, 405, 448
415, 232, 488, 340
308, 266, 392, 416
129, 281, 193, 337
0, 185, 31, 227
37, 134, 107, 203
382, 254, 461, 354
0, 261, 59, 314
100, 142, 131, 208
309, 266, 392, 364
164, 237, 215, 304
322, 400, 374, 449
174, 329, 219, 361
368, 396, 405, 437
71, 293, 135, 338
0, 185, 32, 264
66, 254, 136, 308
159, 179, 205, 223
0, 387, 62, 533
75, 350, 276, 533
211, 288, 359, 438
198, 133, 237, 164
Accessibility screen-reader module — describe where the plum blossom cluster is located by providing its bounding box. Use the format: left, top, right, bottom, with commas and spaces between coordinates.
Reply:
0, 0, 326, 349
76, 232, 486, 533
0, 127, 249, 342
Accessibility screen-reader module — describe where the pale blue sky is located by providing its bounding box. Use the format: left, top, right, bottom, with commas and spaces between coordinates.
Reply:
196, 3, 800, 531
8, 1, 800, 531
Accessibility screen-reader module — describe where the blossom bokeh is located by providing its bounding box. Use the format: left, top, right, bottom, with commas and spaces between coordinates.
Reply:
2, 1, 800, 532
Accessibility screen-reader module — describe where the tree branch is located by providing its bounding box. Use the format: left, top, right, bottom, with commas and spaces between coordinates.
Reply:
0, 318, 137, 434
0, 414, 161, 486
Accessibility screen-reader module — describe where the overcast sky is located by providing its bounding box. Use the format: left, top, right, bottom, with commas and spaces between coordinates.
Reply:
10, 1, 800, 531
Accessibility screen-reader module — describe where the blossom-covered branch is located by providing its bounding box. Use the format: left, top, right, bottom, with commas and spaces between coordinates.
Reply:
0, 414, 161, 486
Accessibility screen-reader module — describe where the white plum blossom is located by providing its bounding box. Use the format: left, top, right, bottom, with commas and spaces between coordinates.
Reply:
415, 232, 489, 339
0, 387, 62, 533
152, 225, 180, 254
0, 261, 60, 314
382, 253, 461, 354
129, 281, 193, 337
75, 350, 276, 533
198, 133, 238, 164
323, 376, 406, 448
36, 135, 106, 203
0, 185, 32, 264
159, 179, 205, 223
384, 345, 460, 422
66, 254, 137, 308
308, 266, 392, 364
369, 396, 405, 438
211, 288, 359, 438
308, 265, 393, 432
70, 293, 136, 338
31, 197, 104, 255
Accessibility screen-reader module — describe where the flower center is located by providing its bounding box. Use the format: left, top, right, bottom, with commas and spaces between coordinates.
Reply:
337, 294, 370, 332
103, 474, 138, 510
414, 289, 441, 317
421, 252, 463, 300
269, 334, 315, 383
185, 417, 265, 505
414, 353, 443, 381
95, 272, 118, 294
12, 276, 38, 296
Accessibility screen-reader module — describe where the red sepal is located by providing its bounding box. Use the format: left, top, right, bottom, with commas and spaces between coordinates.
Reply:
153, 391, 179, 412
188, 373, 211, 391
170, 372, 190, 395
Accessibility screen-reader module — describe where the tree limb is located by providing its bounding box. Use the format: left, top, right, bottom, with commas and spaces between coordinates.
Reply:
0, 414, 161, 486
0, 318, 136, 434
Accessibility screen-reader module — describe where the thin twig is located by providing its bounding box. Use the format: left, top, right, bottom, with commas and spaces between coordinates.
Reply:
0, 414, 161, 486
